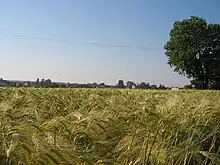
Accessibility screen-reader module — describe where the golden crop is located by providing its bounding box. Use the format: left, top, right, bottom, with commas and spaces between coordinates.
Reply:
0, 88, 220, 165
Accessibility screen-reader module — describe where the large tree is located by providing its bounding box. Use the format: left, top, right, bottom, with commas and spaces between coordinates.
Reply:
164, 16, 220, 89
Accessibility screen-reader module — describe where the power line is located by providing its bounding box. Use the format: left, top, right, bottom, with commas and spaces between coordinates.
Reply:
6, 35, 162, 51
14, 35, 77, 44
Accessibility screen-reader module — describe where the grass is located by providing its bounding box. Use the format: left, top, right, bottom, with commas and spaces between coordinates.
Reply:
0, 88, 220, 165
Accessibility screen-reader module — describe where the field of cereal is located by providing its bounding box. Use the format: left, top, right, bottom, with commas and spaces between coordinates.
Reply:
0, 88, 220, 164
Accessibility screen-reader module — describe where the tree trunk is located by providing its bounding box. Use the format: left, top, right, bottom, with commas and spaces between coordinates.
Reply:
202, 82, 208, 89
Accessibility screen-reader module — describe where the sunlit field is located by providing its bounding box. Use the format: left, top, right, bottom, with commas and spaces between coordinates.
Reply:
0, 88, 220, 165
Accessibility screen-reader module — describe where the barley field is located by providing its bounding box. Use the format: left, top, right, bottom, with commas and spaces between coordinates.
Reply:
0, 88, 220, 165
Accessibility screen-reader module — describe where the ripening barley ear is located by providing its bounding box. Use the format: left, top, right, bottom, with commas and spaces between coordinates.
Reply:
31, 124, 44, 133
44, 153, 60, 165
20, 143, 34, 154
59, 120, 72, 136
36, 159, 48, 165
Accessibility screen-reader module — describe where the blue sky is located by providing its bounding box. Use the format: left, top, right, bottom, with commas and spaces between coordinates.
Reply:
0, 0, 219, 86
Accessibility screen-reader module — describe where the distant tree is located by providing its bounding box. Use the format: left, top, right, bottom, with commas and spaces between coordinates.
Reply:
33, 78, 40, 88
92, 82, 98, 88
67, 82, 71, 88
126, 81, 136, 89
16, 82, 22, 88
59, 84, 68, 88
36, 78, 39, 84
40, 79, 45, 87
209, 81, 220, 90
139, 82, 146, 89
164, 16, 220, 89
184, 84, 193, 89
44, 79, 52, 87
145, 83, 150, 89
117, 80, 125, 88
8, 82, 16, 87
50, 83, 59, 88
158, 84, 167, 90
150, 84, 158, 90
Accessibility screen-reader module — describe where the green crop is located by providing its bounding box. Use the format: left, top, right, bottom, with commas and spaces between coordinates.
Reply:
0, 88, 220, 164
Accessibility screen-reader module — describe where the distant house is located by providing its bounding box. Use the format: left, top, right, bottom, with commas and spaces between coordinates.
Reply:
86, 83, 95, 88
98, 83, 106, 88
71, 83, 79, 88
92, 83, 98, 88
171, 87, 180, 91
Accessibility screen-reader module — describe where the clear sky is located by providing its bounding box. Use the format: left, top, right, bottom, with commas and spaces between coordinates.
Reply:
0, 0, 219, 86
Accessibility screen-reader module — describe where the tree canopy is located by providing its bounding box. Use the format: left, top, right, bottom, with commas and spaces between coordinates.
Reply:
164, 16, 220, 89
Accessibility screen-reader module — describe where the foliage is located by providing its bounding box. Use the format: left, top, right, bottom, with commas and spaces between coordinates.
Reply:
0, 88, 220, 164
116, 80, 125, 88
183, 84, 193, 89
164, 16, 220, 89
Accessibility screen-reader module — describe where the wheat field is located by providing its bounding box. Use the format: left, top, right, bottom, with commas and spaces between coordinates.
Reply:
0, 88, 220, 165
